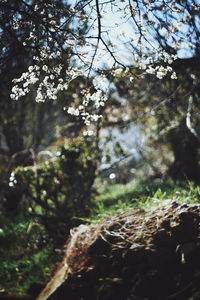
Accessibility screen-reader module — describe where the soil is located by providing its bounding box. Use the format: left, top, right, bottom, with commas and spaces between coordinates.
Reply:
21, 201, 200, 299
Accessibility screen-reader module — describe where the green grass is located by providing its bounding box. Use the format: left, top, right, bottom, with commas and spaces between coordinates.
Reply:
90, 179, 200, 222
1, 178, 200, 294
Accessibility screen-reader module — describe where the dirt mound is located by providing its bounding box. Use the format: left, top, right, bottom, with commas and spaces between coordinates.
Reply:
40, 201, 200, 300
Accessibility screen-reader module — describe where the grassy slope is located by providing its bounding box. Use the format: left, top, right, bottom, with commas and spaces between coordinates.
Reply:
90, 179, 200, 221
1, 178, 200, 294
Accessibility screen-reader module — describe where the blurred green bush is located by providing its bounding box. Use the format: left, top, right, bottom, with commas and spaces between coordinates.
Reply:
0, 217, 54, 294
10, 135, 98, 240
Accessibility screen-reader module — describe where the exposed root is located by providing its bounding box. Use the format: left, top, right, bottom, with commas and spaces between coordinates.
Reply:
37, 201, 200, 300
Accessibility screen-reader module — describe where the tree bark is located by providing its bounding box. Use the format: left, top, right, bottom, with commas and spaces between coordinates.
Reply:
167, 119, 200, 183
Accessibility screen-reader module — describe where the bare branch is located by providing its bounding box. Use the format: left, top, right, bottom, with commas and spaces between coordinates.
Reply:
87, 0, 102, 77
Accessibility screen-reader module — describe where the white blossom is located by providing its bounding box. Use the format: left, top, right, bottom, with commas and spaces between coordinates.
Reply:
42, 65, 48, 72
9, 0, 192, 124
67, 107, 80, 116
171, 72, 177, 79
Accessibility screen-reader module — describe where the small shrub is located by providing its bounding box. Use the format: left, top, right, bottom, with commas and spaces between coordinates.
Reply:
10, 135, 98, 238
0, 217, 55, 294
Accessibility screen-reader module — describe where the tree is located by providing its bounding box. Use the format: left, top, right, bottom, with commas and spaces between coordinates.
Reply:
3, 0, 200, 182
0, 0, 91, 214
5, 0, 198, 115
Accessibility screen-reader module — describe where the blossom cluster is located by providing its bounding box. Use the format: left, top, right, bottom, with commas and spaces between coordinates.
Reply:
10, 64, 80, 102
66, 83, 108, 125
146, 65, 177, 80
9, 172, 17, 187
8, 0, 197, 123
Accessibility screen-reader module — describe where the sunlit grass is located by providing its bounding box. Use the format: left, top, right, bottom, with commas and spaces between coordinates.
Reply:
1, 178, 200, 294
89, 179, 200, 222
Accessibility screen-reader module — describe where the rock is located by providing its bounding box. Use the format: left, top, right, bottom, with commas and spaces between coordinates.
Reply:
179, 211, 199, 226
171, 223, 198, 244
181, 242, 200, 266
93, 255, 111, 277
38, 202, 200, 300
153, 229, 172, 247
160, 219, 171, 230
130, 269, 175, 299
122, 244, 146, 266
96, 277, 124, 300
121, 266, 137, 279
147, 247, 179, 272
88, 237, 111, 257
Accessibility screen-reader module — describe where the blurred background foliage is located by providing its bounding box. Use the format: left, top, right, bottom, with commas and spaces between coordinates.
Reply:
0, 217, 55, 294
10, 135, 98, 241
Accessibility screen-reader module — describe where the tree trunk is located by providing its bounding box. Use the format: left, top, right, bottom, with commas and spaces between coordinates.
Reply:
167, 119, 200, 183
